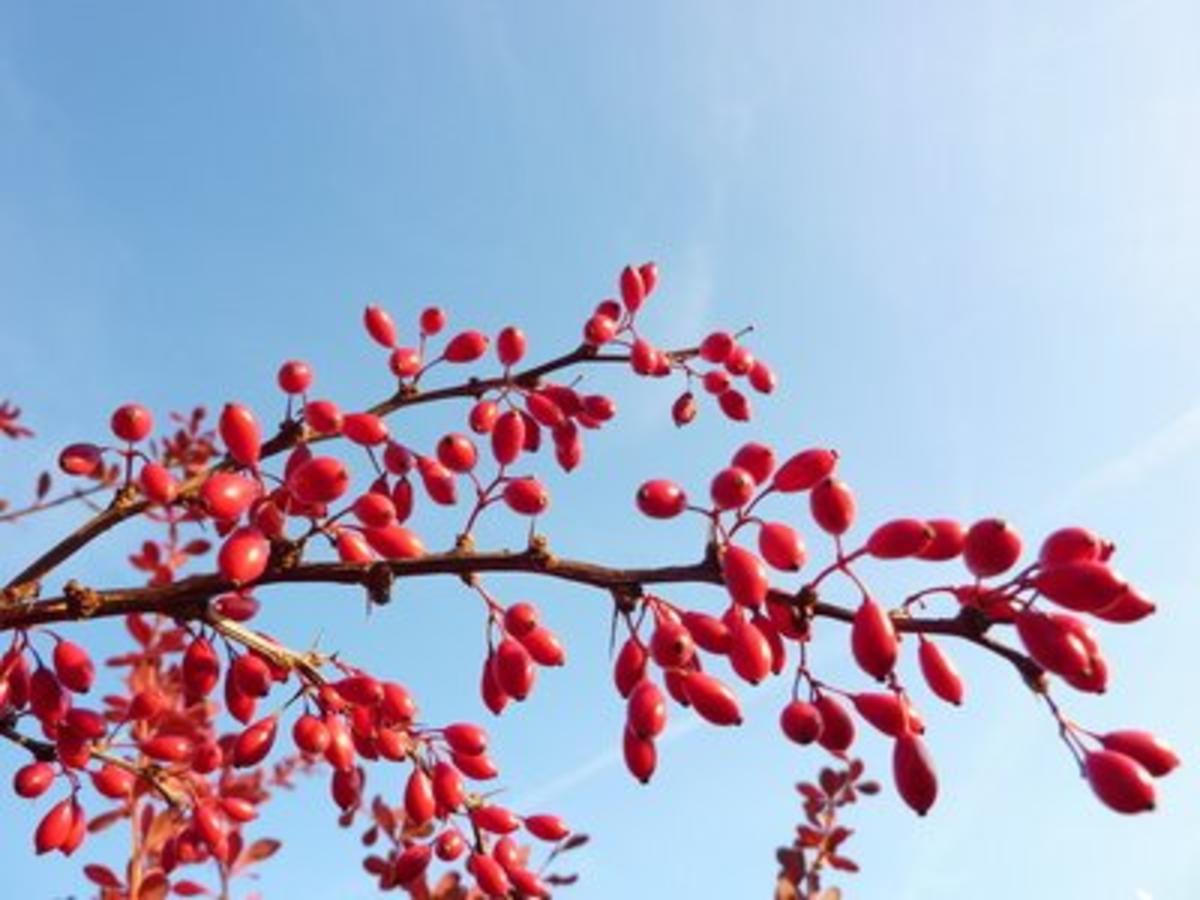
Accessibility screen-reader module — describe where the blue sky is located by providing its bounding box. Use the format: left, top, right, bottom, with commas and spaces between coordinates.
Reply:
2, 2, 1198, 897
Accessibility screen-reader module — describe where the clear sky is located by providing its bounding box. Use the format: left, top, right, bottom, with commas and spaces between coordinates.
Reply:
2, 2, 1198, 898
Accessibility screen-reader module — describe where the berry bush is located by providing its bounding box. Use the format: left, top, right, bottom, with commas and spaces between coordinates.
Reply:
0, 264, 1177, 899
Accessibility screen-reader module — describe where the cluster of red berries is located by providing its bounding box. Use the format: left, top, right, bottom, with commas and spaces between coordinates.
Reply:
633, 440, 1177, 817
1, 260, 1176, 898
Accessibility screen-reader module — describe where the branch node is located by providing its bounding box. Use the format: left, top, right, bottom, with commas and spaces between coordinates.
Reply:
365, 562, 394, 606
64, 579, 102, 618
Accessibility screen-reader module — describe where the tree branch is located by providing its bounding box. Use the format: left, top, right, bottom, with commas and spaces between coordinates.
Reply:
0, 546, 1044, 686
4, 343, 695, 595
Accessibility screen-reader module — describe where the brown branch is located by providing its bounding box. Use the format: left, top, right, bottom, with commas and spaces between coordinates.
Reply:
4, 343, 695, 595
0, 482, 111, 525
0, 546, 1043, 686
0, 718, 184, 806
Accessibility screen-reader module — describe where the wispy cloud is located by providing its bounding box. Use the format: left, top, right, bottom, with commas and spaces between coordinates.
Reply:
1051, 400, 1200, 510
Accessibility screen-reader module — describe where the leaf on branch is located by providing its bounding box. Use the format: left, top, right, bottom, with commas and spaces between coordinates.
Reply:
560, 832, 590, 852
239, 837, 282, 866
83, 864, 123, 888
87, 809, 127, 834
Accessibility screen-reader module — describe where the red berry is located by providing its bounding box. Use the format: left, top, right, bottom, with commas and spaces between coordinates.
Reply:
417, 455, 457, 505
710, 466, 755, 510
53, 641, 94, 694
304, 399, 343, 434
469, 399, 500, 434
725, 345, 755, 376
494, 638, 536, 701
470, 852, 511, 896
293, 714, 331, 755
866, 519, 933, 559
619, 265, 646, 313
420, 306, 446, 336
502, 602, 539, 638
852, 692, 909, 736
963, 518, 1022, 578
218, 527, 271, 584
779, 701, 823, 745
730, 442, 775, 484
364, 305, 398, 348
219, 403, 261, 467
389, 346, 422, 377
443, 723, 488, 757
699, 331, 734, 364
627, 680, 667, 739
1014, 610, 1093, 684
390, 843, 433, 885
722, 545, 769, 608
364, 525, 425, 560
352, 492, 395, 528
13, 762, 55, 798
1098, 731, 1179, 778
432, 761, 466, 810
436, 829, 466, 861
1093, 587, 1156, 623
814, 693, 855, 754
525, 813, 569, 842
277, 360, 313, 394
34, 797, 75, 855
138, 462, 177, 504
917, 638, 964, 706
650, 620, 694, 669
520, 627, 565, 666
202, 472, 260, 521
893, 734, 938, 815
916, 518, 966, 561
726, 612, 772, 685
811, 477, 856, 535
58, 443, 103, 477
1032, 561, 1125, 613
444, 330, 490, 363
683, 672, 742, 726
404, 768, 436, 826
110, 404, 153, 443
749, 360, 777, 394
622, 725, 657, 784
141, 734, 195, 763
702, 369, 731, 395
613, 638, 648, 698
343, 412, 388, 446
503, 477, 549, 516
851, 597, 897, 681
436, 433, 478, 473
682, 611, 731, 655
638, 262, 658, 295
182, 636, 221, 697
636, 479, 688, 518
671, 391, 697, 427
233, 716, 278, 767
773, 448, 838, 492
91, 764, 135, 800
1086, 750, 1156, 813
1040, 526, 1110, 567
491, 410, 526, 466
584, 313, 618, 345
288, 457, 350, 504
758, 521, 807, 571
496, 326, 527, 366
472, 804, 520, 834
717, 388, 751, 421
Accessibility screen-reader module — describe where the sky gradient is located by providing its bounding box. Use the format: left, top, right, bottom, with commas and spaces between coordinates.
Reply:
1, 3, 1198, 898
